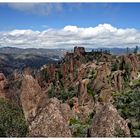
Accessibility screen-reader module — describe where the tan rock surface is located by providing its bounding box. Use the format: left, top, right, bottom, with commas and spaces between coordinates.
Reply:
90, 103, 130, 137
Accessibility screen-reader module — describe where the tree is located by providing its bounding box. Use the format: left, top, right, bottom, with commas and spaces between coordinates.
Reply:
111, 62, 119, 71
126, 47, 129, 55
134, 46, 139, 54
124, 63, 131, 83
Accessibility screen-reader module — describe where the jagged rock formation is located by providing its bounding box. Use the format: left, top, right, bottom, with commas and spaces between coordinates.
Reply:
78, 100, 95, 123
21, 74, 46, 122
2, 46, 140, 137
111, 70, 124, 92
74, 46, 85, 56
92, 63, 113, 103
99, 86, 113, 103
79, 79, 90, 105
93, 63, 111, 92
28, 98, 73, 137
21, 74, 73, 137
90, 103, 130, 137
122, 54, 140, 80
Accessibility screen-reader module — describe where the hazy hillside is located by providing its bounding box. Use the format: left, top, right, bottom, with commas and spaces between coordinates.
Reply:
0, 47, 66, 76
0, 47, 66, 57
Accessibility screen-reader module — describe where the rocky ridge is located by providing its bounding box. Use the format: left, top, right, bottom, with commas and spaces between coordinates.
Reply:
0, 46, 140, 137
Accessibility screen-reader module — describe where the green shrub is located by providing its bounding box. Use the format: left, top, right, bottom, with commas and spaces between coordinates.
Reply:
56, 71, 63, 80
0, 98, 28, 137
114, 127, 128, 137
113, 89, 140, 137
123, 63, 131, 83
111, 62, 119, 71
48, 87, 55, 98
69, 112, 94, 137
58, 90, 76, 102
41, 69, 49, 82
87, 83, 95, 100
48, 85, 76, 102
69, 117, 91, 137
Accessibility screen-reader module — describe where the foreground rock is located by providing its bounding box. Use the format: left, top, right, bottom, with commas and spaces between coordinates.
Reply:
90, 103, 130, 137
28, 98, 72, 137
21, 74, 73, 137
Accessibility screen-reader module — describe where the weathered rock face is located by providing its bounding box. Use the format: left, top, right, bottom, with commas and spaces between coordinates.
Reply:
93, 63, 111, 93
21, 74, 44, 122
111, 70, 124, 92
122, 54, 140, 80
78, 99, 94, 123
21, 74, 73, 137
0, 73, 9, 99
79, 79, 90, 105
99, 86, 112, 103
127, 54, 139, 72
90, 103, 130, 137
28, 98, 73, 137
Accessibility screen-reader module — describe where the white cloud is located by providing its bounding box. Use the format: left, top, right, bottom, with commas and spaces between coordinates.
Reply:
8, 3, 63, 16
0, 23, 140, 49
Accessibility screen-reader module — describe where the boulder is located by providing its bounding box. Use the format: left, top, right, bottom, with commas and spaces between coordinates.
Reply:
28, 98, 73, 137
90, 103, 130, 137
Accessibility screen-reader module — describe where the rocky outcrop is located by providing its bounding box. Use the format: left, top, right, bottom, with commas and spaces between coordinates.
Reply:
126, 54, 139, 72
74, 46, 85, 56
28, 98, 73, 137
122, 54, 140, 80
20, 74, 46, 122
111, 70, 124, 92
99, 86, 113, 103
93, 63, 111, 93
79, 79, 90, 105
90, 103, 130, 137
0, 73, 9, 99
78, 99, 94, 123
21, 74, 73, 137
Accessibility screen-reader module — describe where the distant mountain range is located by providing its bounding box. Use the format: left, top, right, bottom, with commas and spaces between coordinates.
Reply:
0, 47, 66, 76
0, 46, 138, 56
0, 47, 66, 58
0, 46, 139, 76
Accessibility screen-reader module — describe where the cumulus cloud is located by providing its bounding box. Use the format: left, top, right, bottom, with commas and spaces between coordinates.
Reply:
8, 3, 63, 16
0, 23, 140, 49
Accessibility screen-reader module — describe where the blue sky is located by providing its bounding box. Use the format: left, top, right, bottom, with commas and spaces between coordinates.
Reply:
0, 3, 140, 30
0, 3, 140, 49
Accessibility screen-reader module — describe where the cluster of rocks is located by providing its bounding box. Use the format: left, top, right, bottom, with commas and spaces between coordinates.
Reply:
20, 73, 130, 137
1, 46, 139, 137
